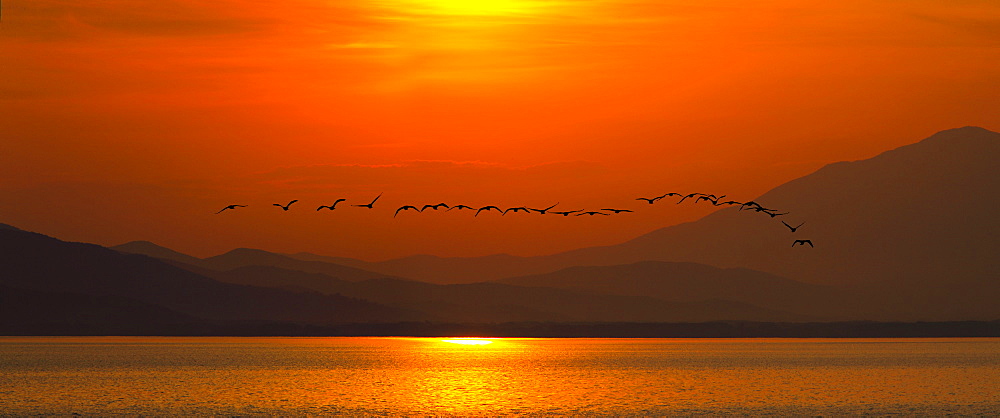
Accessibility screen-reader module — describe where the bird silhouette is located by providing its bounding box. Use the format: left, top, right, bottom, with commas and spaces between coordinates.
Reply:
740, 201, 765, 211
421, 203, 450, 211
394, 205, 420, 217
503, 207, 530, 215
528, 203, 559, 214
475, 206, 501, 217
781, 221, 805, 232
215, 204, 247, 214
601, 208, 633, 214
676, 193, 701, 204
317, 199, 347, 211
707, 195, 727, 205
550, 210, 583, 216
273, 200, 298, 211
448, 204, 476, 211
760, 209, 789, 218
792, 239, 814, 248
636, 196, 662, 204
576, 211, 610, 216
352, 193, 382, 209
719, 200, 743, 206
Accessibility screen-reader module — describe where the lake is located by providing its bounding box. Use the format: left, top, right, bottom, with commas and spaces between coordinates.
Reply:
1, 337, 998, 415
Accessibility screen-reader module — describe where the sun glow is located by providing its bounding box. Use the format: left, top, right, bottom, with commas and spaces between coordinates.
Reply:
406, 0, 537, 16
441, 338, 494, 345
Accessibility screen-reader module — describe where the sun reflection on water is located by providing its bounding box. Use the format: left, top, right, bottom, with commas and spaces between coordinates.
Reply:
4, 338, 999, 415
441, 338, 494, 345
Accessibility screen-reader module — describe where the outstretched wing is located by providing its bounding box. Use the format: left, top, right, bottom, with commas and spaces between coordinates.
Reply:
394, 206, 413, 217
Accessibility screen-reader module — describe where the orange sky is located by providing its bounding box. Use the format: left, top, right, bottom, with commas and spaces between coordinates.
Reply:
1, 0, 998, 260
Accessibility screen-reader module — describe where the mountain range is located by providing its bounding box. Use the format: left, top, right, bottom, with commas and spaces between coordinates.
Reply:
3, 126, 998, 333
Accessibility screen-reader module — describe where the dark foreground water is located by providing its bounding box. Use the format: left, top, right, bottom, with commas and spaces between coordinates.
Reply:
1, 337, 998, 415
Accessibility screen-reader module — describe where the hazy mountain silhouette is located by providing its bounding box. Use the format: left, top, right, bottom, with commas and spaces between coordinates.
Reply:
548, 127, 1000, 282
0, 284, 198, 334
194, 264, 811, 322
113, 240, 203, 265
198, 248, 398, 282
287, 252, 546, 285
529, 126, 1000, 320
19, 126, 998, 324
111, 242, 401, 284
0, 223, 23, 231
278, 127, 1000, 320
283, 127, 998, 298
0, 228, 413, 324
496, 261, 849, 319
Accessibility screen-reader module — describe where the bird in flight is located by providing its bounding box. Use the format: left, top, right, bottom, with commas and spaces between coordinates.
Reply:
317, 199, 347, 211
394, 205, 420, 217
216, 204, 247, 214
550, 210, 583, 217
792, 239, 814, 248
759, 209, 789, 218
475, 206, 501, 217
448, 204, 476, 211
421, 203, 449, 211
503, 206, 530, 215
577, 211, 610, 216
273, 200, 298, 211
352, 193, 382, 209
528, 203, 559, 214
636, 196, 663, 204
781, 221, 805, 232
601, 208, 633, 214
718, 200, 743, 206
676, 193, 702, 204
706, 195, 727, 205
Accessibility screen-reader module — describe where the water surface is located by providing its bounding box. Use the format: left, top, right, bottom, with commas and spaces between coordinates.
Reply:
1, 337, 998, 415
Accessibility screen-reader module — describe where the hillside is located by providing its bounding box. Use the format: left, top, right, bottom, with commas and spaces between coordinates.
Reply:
0, 228, 413, 324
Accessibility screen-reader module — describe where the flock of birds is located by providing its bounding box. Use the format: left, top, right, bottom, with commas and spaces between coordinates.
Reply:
217, 191, 813, 248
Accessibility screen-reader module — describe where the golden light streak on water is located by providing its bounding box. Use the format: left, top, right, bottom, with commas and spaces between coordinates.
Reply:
1, 337, 999, 415
441, 338, 494, 345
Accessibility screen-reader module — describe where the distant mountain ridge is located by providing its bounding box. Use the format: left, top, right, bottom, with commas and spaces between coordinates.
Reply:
271, 127, 1000, 297
496, 261, 848, 319
0, 228, 413, 325
5, 226, 814, 324
106, 126, 1000, 321
197, 265, 812, 322
113, 240, 203, 265
546, 126, 1000, 285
